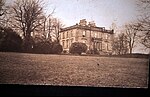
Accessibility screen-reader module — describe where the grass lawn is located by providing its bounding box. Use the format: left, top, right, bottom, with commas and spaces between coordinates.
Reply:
0, 52, 149, 88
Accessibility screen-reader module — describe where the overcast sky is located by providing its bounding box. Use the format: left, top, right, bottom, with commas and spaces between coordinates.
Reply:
43, 0, 139, 29
6, 0, 139, 28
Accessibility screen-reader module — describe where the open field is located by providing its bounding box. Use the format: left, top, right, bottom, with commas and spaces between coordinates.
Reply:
0, 52, 149, 88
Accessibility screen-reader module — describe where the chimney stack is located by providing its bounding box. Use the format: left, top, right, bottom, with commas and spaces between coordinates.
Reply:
79, 19, 87, 26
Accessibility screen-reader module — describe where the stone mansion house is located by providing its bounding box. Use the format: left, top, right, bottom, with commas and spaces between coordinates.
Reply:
60, 19, 114, 54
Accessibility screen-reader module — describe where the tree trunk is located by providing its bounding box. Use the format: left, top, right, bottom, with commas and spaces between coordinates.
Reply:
23, 32, 32, 52
129, 47, 132, 54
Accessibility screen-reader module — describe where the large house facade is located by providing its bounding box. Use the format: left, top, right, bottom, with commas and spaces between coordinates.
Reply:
60, 19, 114, 55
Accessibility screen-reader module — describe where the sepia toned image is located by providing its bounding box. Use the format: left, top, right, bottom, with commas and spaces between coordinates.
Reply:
0, 0, 149, 90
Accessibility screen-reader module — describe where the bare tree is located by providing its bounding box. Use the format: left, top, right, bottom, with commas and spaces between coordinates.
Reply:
0, 0, 4, 16
0, 0, 8, 26
112, 33, 128, 55
136, 0, 150, 50
124, 23, 138, 54
42, 8, 55, 40
8, 0, 46, 51
51, 18, 64, 43
46, 17, 54, 41
110, 20, 118, 34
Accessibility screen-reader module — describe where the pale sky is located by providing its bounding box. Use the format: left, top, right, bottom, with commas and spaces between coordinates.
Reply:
6, 0, 139, 28
44, 0, 138, 29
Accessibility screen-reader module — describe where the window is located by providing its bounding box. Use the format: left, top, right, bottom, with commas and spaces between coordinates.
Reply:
66, 40, 69, 48
99, 42, 102, 51
63, 32, 65, 39
62, 41, 65, 48
106, 43, 108, 50
95, 32, 97, 38
97, 42, 100, 50
106, 34, 108, 39
71, 31, 73, 37
82, 31, 86, 37
102, 42, 105, 50
66, 32, 69, 38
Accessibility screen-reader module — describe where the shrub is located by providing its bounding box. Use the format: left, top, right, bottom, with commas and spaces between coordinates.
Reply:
93, 48, 99, 54
52, 43, 63, 54
69, 42, 87, 55
0, 26, 22, 52
86, 48, 99, 54
32, 36, 63, 54
31, 35, 52, 54
63, 50, 67, 54
33, 40, 53, 54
